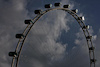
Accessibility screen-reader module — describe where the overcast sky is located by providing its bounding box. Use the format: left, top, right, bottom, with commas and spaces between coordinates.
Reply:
0, 0, 100, 67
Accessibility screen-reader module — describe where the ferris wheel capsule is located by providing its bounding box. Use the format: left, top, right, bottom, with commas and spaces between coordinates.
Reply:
90, 59, 96, 63
86, 36, 92, 39
16, 34, 24, 39
9, 52, 17, 57
63, 4, 70, 8
78, 16, 85, 20
54, 3, 61, 7
72, 9, 78, 13
89, 47, 95, 50
34, 10, 42, 14
81, 16, 85, 20
82, 25, 89, 29
24, 20, 32, 24
45, 4, 52, 8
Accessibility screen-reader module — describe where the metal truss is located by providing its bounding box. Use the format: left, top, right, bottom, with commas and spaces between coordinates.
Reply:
9, 5, 96, 67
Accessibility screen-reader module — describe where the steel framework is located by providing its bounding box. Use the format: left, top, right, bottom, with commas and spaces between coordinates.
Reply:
10, 5, 96, 67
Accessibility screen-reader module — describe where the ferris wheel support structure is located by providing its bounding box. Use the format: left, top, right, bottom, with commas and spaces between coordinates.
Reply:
9, 3, 96, 67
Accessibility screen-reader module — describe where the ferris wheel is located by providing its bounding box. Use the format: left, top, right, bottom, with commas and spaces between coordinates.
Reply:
8, 3, 96, 67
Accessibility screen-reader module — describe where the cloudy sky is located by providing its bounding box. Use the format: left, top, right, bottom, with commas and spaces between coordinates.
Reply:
0, 0, 100, 67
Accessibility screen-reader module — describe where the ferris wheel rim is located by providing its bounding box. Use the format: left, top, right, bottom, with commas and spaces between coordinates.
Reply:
11, 7, 96, 67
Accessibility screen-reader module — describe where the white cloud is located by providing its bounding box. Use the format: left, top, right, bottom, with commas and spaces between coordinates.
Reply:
0, 0, 28, 67
74, 26, 97, 50
74, 39, 81, 45
1, 0, 99, 67
74, 24, 100, 67
93, 29, 100, 67
0, 0, 70, 66
92, 35, 97, 40
11, 0, 26, 11
24, 10, 69, 64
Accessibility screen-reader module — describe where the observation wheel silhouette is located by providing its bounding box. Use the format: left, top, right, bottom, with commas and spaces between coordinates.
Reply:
9, 3, 96, 67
